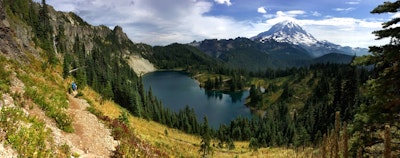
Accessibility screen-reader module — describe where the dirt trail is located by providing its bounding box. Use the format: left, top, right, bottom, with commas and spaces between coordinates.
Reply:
24, 94, 118, 157
2, 74, 118, 157
65, 95, 118, 157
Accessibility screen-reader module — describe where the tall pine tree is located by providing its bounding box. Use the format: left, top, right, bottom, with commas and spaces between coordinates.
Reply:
353, 0, 400, 156
365, 0, 400, 125
199, 116, 212, 158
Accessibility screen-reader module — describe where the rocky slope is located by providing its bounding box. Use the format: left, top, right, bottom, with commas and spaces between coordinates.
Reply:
2, 0, 155, 75
0, 0, 24, 60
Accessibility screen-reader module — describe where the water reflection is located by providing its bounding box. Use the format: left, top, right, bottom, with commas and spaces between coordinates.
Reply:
205, 91, 223, 100
229, 92, 244, 103
205, 90, 245, 104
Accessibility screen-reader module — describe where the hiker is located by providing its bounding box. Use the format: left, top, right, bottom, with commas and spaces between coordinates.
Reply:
71, 81, 77, 91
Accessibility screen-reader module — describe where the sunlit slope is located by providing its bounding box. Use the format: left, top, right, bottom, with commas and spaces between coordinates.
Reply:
81, 87, 317, 157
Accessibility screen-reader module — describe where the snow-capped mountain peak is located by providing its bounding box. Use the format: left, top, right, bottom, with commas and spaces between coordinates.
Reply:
251, 20, 318, 46
250, 20, 369, 57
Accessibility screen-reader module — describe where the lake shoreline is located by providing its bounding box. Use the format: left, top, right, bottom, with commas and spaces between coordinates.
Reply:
146, 70, 251, 93
142, 71, 252, 128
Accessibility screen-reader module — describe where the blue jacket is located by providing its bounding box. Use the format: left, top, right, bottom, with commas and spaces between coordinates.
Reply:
72, 82, 77, 90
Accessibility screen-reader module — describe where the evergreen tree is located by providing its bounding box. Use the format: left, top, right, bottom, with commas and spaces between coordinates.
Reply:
118, 111, 130, 125
131, 92, 142, 117
199, 116, 212, 158
249, 137, 258, 151
343, 122, 349, 158
227, 138, 235, 150
102, 81, 114, 99
355, 0, 400, 124
38, 0, 49, 39
62, 54, 72, 79
353, 1, 400, 155
332, 75, 342, 111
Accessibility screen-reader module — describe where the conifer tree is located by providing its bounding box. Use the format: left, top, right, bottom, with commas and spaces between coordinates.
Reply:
199, 116, 212, 158
249, 137, 258, 151
334, 112, 340, 158
62, 54, 71, 79
343, 122, 349, 158
354, 0, 400, 125
353, 1, 400, 154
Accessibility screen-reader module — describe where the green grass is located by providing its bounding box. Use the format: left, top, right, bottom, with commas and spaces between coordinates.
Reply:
0, 52, 73, 157
17, 59, 74, 133
0, 56, 11, 93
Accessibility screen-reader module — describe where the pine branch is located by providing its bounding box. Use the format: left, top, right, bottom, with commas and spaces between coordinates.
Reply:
371, 1, 400, 14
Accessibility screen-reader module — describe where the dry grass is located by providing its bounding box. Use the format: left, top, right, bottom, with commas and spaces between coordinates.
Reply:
81, 87, 316, 157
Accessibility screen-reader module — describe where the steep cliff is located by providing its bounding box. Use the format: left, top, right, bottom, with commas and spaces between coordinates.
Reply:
0, 0, 24, 60
2, 0, 155, 75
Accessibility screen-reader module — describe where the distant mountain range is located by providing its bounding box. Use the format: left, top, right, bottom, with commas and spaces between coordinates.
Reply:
188, 21, 368, 70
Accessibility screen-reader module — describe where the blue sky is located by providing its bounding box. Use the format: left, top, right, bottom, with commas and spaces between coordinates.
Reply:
44, 0, 395, 47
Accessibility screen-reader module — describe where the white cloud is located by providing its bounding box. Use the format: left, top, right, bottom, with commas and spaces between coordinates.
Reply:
392, 12, 400, 18
47, 0, 251, 45
346, 0, 361, 5
276, 10, 306, 18
45, 0, 387, 48
311, 11, 321, 17
257, 7, 267, 14
287, 10, 306, 15
214, 0, 232, 6
334, 7, 355, 12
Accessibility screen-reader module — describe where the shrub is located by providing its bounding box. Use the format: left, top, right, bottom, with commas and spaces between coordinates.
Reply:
0, 57, 11, 93
21, 74, 74, 133
0, 107, 54, 157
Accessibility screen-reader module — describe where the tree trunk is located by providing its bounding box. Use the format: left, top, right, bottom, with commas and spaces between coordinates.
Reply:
384, 124, 391, 158
343, 122, 348, 158
334, 111, 340, 158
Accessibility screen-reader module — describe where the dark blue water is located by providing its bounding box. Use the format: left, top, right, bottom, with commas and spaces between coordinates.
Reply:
142, 71, 251, 128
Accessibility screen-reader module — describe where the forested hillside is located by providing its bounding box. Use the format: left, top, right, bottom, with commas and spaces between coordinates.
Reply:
192, 37, 312, 70
144, 43, 224, 71
1, 0, 202, 156
238, 63, 369, 147
5, 0, 212, 136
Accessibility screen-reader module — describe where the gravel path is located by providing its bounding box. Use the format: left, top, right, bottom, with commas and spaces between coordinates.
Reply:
64, 95, 118, 157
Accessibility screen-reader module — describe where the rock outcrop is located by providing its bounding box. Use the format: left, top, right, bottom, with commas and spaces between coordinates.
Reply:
0, 0, 23, 60
3, 0, 156, 75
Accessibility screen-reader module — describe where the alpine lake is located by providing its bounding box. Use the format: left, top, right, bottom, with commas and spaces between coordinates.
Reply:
142, 71, 252, 128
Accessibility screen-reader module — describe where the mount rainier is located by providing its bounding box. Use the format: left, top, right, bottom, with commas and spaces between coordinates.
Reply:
251, 21, 369, 57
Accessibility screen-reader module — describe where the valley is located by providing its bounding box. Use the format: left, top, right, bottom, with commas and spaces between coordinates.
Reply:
1, 0, 399, 157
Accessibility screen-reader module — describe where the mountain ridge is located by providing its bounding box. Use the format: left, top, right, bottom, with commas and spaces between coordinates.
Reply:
251, 21, 319, 46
